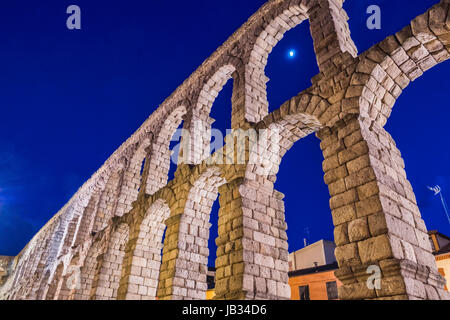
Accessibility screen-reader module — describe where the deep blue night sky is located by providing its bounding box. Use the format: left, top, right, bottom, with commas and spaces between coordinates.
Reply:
0, 1, 449, 266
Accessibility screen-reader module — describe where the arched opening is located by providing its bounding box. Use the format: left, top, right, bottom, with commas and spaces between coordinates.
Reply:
139, 158, 146, 176
60, 214, 80, 255
277, 134, 334, 251
146, 106, 186, 194
136, 158, 147, 194
74, 193, 100, 246
243, 4, 343, 299
245, 108, 327, 299
185, 65, 236, 165
208, 72, 234, 155
384, 61, 450, 237
276, 130, 340, 300
20, 249, 42, 299
93, 171, 123, 231
167, 120, 184, 182
117, 141, 151, 216
157, 167, 226, 300
75, 239, 103, 300
90, 223, 129, 300
246, 4, 311, 121
207, 199, 220, 300
45, 263, 64, 300
36, 270, 50, 300
118, 199, 170, 300
254, 15, 326, 265
265, 20, 319, 112
58, 254, 80, 300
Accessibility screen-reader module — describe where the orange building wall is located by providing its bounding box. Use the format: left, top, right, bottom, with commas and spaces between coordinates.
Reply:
438, 268, 447, 291
206, 289, 216, 300
289, 270, 342, 300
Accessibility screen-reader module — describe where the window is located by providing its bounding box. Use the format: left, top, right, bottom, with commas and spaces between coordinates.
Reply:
429, 237, 436, 252
206, 275, 215, 290
299, 285, 310, 300
326, 281, 338, 300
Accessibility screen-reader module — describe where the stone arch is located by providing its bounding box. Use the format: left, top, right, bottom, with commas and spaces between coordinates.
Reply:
45, 263, 64, 300
118, 199, 170, 300
74, 239, 104, 300
18, 248, 42, 299
60, 215, 81, 256
116, 138, 153, 217
218, 95, 324, 300
249, 93, 324, 181
58, 254, 81, 300
90, 223, 130, 300
93, 169, 124, 231
10, 255, 28, 291
57, 198, 93, 259
353, 1, 450, 127
27, 233, 56, 299
31, 217, 65, 288
74, 191, 102, 247
196, 64, 237, 119
45, 213, 70, 267
14, 246, 41, 299
185, 64, 237, 164
35, 270, 51, 300
6, 255, 30, 300
146, 105, 187, 195
244, 3, 309, 123
157, 167, 227, 299
4, 0, 450, 303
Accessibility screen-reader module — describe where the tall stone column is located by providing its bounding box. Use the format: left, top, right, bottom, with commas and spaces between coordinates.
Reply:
156, 185, 189, 300
214, 178, 290, 300
230, 70, 255, 130
156, 213, 186, 300
90, 223, 129, 300
317, 114, 448, 300
118, 202, 168, 300
182, 112, 214, 165
308, 0, 357, 72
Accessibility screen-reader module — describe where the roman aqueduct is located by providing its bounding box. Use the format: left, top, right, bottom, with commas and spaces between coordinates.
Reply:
1, 0, 450, 300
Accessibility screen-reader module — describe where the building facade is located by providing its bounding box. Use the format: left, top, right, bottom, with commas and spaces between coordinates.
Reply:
288, 240, 341, 300
429, 231, 450, 291
289, 262, 341, 300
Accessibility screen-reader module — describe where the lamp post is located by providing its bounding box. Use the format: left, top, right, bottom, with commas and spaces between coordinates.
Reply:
427, 185, 450, 227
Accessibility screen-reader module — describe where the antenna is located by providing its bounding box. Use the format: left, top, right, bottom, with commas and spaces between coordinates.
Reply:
427, 185, 450, 227
303, 227, 310, 247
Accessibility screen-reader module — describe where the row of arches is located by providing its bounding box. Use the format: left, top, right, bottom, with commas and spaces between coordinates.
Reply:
42, 1, 322, 280
4, 0, 450, 301
38, 93, 332, 300
36, 167, 226, 300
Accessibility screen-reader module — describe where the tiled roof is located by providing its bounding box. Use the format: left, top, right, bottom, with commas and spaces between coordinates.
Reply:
435, 243, 450, 255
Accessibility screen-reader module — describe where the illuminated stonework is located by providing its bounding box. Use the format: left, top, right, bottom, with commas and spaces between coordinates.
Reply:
1, 0, 449, 300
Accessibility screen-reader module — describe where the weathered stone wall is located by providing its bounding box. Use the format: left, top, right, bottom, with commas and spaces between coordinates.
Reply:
0, 256, 13, 286
1, 0, 449, 300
